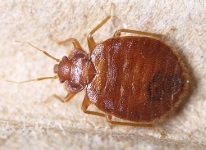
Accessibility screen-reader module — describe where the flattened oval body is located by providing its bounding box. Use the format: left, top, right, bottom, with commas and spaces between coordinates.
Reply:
86, 36, 189, 122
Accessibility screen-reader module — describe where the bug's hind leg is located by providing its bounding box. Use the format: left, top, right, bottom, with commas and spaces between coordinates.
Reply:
87, 4, 114, 52
114, 29, 163, 39
105, 115, 154, 127
81, 94, 105, 117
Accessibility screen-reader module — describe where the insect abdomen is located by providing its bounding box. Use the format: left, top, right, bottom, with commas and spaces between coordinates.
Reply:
87, 36, 188, 122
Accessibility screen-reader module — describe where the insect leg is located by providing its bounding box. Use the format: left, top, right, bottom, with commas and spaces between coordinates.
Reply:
81, 94, 105, 117
114, 29, 163, 39
52, 92, 76, 103
50, 36, 83, 50
87, 4, 114, 51
105, 115, 154, 127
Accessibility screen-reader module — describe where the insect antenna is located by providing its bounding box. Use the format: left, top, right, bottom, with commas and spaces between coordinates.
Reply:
7, 41, 60, 84
15, 41, 60, 62
7, 75, 58, 84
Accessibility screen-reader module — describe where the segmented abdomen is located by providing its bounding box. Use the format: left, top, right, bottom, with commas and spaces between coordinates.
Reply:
87, 36, 187, 122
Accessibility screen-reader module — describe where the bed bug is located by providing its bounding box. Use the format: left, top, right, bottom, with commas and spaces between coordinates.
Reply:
15, 9, 189, 127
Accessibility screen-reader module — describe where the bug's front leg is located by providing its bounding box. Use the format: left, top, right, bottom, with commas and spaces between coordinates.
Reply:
81, 94, 105, 117
50, 35, 83, 50
52, 92, 76, 103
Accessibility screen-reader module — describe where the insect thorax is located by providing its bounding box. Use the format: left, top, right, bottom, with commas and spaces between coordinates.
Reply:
54, 49, 96, 93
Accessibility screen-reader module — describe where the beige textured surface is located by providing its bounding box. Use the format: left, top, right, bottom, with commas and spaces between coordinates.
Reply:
0, 0, 206, 149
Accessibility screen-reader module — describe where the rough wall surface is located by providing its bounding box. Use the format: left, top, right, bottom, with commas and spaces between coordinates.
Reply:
0, 0, 205, 149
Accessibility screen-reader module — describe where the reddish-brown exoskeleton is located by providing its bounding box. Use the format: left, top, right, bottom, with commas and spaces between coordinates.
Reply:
14, 8, 189, 127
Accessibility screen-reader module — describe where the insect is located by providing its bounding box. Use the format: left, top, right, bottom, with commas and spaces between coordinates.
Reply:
15, 9, 189, 127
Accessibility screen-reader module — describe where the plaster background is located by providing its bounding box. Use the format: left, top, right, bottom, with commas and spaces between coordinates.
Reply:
0, 0, 206, 149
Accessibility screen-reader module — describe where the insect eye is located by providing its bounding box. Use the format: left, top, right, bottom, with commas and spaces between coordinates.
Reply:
59, 78, 65, 83
53, 64, 59, 74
